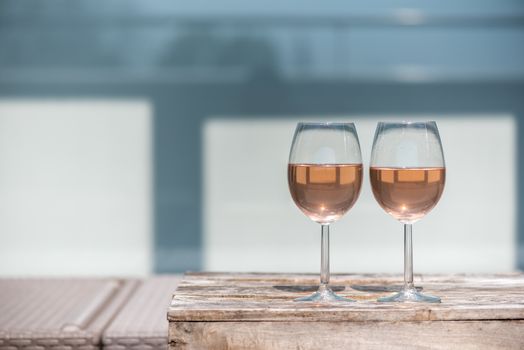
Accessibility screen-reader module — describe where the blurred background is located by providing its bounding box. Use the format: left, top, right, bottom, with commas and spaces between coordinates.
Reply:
0, 0, 523, 276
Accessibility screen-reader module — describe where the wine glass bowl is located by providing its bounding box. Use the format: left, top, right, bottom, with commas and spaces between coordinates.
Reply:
288, 122, 362, 302
370, 121, 445, 303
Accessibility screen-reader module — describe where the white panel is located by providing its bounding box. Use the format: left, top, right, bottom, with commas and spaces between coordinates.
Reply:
204, 116, 516, 273
0, 100, 152, 276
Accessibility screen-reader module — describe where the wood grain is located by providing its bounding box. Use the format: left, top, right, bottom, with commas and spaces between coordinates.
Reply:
168, 272, 524, 322
169, 320, 524, 350
168, 273, 524, 349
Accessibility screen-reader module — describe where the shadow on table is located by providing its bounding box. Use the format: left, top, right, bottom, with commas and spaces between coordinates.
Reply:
272, 285, 423, 292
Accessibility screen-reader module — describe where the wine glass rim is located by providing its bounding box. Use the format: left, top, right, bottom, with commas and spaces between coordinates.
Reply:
297, 121, 356, 126
377, 120, 437, 125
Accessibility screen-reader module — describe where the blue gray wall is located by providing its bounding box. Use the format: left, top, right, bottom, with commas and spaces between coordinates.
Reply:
1, 0, 523, 271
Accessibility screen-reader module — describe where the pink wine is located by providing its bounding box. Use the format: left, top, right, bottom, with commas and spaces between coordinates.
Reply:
370, 167, 445, 223
288, 163, 362, 224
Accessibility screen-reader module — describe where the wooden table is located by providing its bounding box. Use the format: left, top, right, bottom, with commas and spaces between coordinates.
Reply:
168, 272, 524, 349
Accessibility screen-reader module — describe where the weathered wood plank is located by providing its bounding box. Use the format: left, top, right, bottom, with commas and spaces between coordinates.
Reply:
168, 273, 524, 322
169, 320, 524, 350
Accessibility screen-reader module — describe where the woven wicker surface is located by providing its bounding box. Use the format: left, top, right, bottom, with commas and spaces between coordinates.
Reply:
0, 278, 137, 350
103, 275, 181, 350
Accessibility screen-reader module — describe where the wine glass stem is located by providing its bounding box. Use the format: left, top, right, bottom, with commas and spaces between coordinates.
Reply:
320, 224, 330, 286
404, 223, 414, 289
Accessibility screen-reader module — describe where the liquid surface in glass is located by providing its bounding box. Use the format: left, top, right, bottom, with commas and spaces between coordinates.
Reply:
288, 163, 362, 224
370, 167, 445, 223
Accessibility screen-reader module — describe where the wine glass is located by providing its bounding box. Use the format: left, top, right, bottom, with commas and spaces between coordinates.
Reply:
288, 122, 362, 302
370, 121, 445, 303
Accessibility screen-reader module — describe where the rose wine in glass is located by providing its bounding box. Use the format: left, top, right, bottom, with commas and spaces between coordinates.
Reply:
369, 167, 445, 223
288, 122, 362, 302
288, 164, 362, 224
370, 121, 445, 303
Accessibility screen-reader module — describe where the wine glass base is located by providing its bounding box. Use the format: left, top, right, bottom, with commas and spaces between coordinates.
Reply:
294, 284, 355, 303
378, 287, 441, 303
